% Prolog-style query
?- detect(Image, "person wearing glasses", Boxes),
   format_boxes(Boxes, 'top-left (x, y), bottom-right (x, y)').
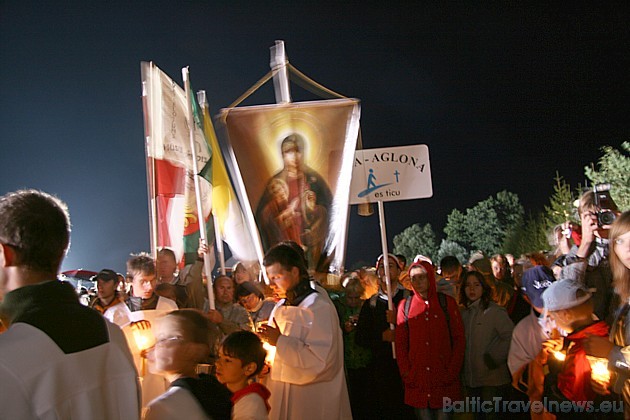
top-left (236, 281), bottom-right (275, 328)
top-left (144, 310), bottom-right (232, 420)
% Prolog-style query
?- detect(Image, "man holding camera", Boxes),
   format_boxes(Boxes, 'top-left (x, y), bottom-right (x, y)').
top-left (559, 186), bottom-right (619, 322)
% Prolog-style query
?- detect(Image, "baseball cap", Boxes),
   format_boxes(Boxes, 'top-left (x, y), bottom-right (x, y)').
top-left (94, 269), bottom-right (118, 282)
top-left (520, 265), bottom-right (555, 308)
top-left (542, 262), bottom-right (592, 311)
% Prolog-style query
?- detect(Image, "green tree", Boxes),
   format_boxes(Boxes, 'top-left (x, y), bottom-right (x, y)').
top-left (503, 212), bottom-right (549, 256)
top-left (467, 198), bottom-right (503, 255)
top-left (443, 191), bottom-right (525, 256)
top-left (435, 239), bottom-right (468, 265)
top-left (393, 223), bottom-right (438, 263)
top-left (543, 173), bottom-right (579, 227)
top-left (444, 209), bottom-right (473, 250)
top-left (584, 141), bottom-right (630, 211)
top-left (494, 190), bottom-right (525, 230)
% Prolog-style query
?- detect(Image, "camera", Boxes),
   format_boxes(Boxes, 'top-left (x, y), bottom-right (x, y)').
top-left (593, 183), bottom-right (617, 226)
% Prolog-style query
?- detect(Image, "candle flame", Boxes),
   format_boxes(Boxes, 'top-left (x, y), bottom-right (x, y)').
top-left (587, 356), bottom-right (610, 383)
top-left (132, 329), bottom-right (155, 351)
top-left (263, 341), bottom-right (276, 366)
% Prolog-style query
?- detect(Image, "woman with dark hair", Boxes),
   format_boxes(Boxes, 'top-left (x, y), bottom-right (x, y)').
top-left (460, 271), bottom-right (514, 419)
top-left (236, 281), bottom-right (275, 328)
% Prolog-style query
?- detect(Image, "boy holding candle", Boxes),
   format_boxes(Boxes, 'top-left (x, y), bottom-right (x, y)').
top-left (540, 263), bottom-right (613, 417)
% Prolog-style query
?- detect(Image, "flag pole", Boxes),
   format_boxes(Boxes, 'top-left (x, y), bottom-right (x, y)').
top-left (377, 200), bottom-right (396, 358)
top-left (140, 62), bottom-right (159, 260)
top-left (197, 90), bottom-right (227, 277)
top-left (214, 213), bottom-right (226, 276)
top-left (182, 67), bottom-right (216, 310)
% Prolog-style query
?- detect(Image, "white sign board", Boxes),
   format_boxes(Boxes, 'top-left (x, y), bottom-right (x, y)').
top-left (349, 144), bottom-right (432, 204)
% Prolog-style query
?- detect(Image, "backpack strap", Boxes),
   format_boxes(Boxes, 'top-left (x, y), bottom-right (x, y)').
top-left (438, 292), bottom-right (449, 323)
top-left (437, 292), bottom-right (453, 349)
top-left (369, 294), bottom-right (378, 308)
top-left (403, 295), bottom-right (412, 323)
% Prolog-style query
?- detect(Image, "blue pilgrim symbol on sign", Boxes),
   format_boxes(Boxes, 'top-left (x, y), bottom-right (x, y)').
top-left (357, 168), bottom-right (392, 198)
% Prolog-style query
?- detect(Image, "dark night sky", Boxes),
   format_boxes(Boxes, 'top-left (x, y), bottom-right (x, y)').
top-left (1, 3), bottom-right (628, 273)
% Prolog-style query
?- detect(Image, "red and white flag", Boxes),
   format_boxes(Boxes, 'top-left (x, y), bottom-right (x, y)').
top-left (141, 61), bottom-right (212, 264)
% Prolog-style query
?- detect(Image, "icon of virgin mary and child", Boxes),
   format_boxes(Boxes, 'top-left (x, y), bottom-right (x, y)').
top-left (255, 134), bottom-right (332, 272)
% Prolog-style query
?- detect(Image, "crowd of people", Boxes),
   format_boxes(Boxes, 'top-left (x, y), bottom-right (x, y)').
top-left (0, 188), bottom-right (629, 420)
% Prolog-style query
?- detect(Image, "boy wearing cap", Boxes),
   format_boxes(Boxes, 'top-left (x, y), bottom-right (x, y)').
top-left (90, 268), bottom-right (123, 314)
top-left (540, 264), bottom-right (610, 417)
top-left (508, 265), bottom-right (556, 420)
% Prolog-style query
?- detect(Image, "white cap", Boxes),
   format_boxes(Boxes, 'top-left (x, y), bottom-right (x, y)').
top-left (542, 279), bottom-right (592, 311)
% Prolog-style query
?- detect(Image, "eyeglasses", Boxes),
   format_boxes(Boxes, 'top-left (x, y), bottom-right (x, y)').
top-left (154, 336), bottom-right (187, 347)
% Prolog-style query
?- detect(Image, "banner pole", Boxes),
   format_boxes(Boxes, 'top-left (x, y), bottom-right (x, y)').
top-left (182, 67), bottom-right (216, 310)
top-left (258, 39), bottom-right (292, 286)
top-left (377, 200), bottom-right (396, 358)
top-left (270, 40), bottom-right (291, 104)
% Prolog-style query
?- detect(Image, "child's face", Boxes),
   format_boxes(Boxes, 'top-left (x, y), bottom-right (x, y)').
top-left (464, 276), bottom-right (483, 303)
top-left (215, 348), bottom-right (250, 386)
top-left (548, 311), bottom-right (568, 331)
top-left (147, 317), bottom-right (195, 375)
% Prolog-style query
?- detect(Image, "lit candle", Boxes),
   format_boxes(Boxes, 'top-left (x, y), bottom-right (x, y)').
top-left (132, 329), bottom-right (154, 351)
top-left (553, 351), bottom-right (566, 361)
top-left (262, 341), bottom-right (276, 367)
top-left (131, 324), bottom-right (155, 376)
top-left (587, 356), bottom-right (610, 383)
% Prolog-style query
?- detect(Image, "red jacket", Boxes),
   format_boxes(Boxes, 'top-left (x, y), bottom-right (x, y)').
top-left (557, 320), bottom-right (609, 402)
top-left (395, 261), bottom-right (465, 408)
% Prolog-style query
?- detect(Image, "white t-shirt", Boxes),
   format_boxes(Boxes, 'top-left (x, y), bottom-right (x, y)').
top-left (233, 393), bottom-right (269, 420)
top-left (144, 386), bottom-right (208, 420)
